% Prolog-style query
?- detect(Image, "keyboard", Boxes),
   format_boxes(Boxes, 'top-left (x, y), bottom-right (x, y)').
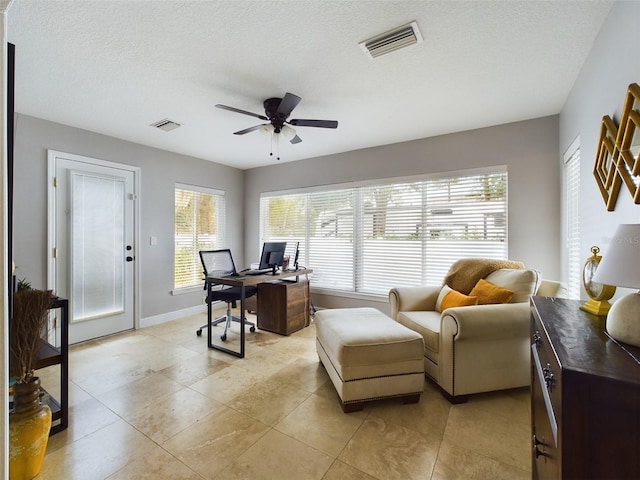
top-left (242, 269), bottom-right (271, 276)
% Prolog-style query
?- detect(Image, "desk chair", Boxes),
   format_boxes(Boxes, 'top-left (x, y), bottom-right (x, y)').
top-left (196, 249), bottom-right (257, 341)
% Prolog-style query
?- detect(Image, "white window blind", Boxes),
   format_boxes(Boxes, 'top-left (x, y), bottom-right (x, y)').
top-left (564, 141), bottom-right (581, 299)
top-left (71, 172), bottom-right (125, 320)
top-left (174, 185), bottom-right (225, 289)
top-left (260, 169), bottom-right (508, 296)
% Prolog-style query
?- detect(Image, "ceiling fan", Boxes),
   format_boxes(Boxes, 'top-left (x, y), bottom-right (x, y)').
top-left (215, 92), bottom-right (338, 159)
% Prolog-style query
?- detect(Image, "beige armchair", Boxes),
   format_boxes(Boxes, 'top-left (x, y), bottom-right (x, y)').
top-left (388, 259), bottom-right (562, 403)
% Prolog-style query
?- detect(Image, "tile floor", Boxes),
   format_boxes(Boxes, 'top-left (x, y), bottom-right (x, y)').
top-left (36, 310), bottom-right (532, 480)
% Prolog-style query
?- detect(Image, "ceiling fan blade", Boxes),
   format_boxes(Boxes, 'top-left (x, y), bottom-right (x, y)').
top-left (276, 92), bottom-right (302, 118)
top-left (290, 134), bottom-right (302, 144)
top-left (289, 119), bottom-right (338, 129)
top-left (216, 104), bottom-right (268, 121)
top-left (233, 124), bottom-right (266, 135)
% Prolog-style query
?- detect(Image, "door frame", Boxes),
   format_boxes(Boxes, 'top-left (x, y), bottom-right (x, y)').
top-left (47, 150), bottom-right (141, 334)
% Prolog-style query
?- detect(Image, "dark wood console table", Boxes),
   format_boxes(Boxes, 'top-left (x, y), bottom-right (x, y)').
top-left (530, 297), bottom-right (640, 479)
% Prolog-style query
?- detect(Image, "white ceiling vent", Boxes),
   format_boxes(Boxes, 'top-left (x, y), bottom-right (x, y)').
top-left (360, 21), bottom-right (423, 59)
top-left (150, 118), bottom-right (182, 132)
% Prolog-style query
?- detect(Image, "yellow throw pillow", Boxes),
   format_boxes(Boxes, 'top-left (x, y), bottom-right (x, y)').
top-left (440, 289), bottom-right (479, 310)
top-left (435, 284), bottom-right (453, 312)
top-left (469, 278), bottom-right (514, 305)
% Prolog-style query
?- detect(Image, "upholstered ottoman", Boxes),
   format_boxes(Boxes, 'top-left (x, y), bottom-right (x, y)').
top-left (315, 307), bottom-right (425, 412)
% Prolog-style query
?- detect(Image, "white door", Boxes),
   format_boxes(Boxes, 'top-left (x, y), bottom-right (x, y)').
top-left (49, 151), bottom-right (137, 344)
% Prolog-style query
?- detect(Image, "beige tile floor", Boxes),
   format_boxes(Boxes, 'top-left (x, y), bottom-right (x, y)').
top-left (36, 309), bottom-right (532, 480)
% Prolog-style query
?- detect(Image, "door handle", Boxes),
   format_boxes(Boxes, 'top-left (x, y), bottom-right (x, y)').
top-left (533, 331), bottom-right (542, 348)
top-left (543, 363), bottom-right (555, 392)
top-left (533, 435), bottom-right (548, 459)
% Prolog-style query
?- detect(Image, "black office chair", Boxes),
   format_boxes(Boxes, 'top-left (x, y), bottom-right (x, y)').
top-left (196, 249), bottom-right (257, 341)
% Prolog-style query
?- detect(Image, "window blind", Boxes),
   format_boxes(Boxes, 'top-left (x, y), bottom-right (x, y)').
top-left (71, 172), bottom-right (125, 320)
top-left (260, 169), bottom-right (508, 296)
top-left (174, 185), bottom-right (225, 289)
top-left (564, 142), bottom-right (581, 299)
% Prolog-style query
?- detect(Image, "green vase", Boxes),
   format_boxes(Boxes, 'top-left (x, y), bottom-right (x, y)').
top-left (9, 377), bottom-right (52, 480)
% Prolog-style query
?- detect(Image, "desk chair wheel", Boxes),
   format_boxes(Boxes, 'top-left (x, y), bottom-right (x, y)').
top-left (196, 328), bottom-right (203, 337)
top-left (250, 326), bottom-right (256, 333)
top-left (221, 333), bottom-right (227, 342)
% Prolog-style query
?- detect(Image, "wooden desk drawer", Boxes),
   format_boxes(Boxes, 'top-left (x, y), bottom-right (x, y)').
top-left (257, 280), bottom-right (309, 335)
top-left (286, 282), bottom-right (307, 302)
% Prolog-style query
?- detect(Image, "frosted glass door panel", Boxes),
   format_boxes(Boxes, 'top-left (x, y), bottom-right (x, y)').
top-left (71, 172), bottom-right (125, 322)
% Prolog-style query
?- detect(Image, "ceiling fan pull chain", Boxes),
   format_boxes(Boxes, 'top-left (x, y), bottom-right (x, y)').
top-left (275, 133), bottom-right (280, 160)
top-left (269, 132), bottom-right (274, 157)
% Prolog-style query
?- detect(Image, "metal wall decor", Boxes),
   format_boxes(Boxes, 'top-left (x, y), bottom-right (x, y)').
top-left (593, 83), bottom-right (640, 211)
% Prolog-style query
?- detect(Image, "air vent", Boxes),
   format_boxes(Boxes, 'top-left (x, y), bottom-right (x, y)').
top-left (359, 21), bottom-right (422, 59)
top-left (150, 118), bottom-right (181, 132)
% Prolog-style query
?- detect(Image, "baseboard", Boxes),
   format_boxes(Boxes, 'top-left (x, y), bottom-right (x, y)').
top-left (140, 304), bottom-right (208, 328)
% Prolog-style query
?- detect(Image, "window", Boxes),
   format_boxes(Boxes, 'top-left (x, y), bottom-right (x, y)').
top-left (174, 184), bottom-right (225, 290)
top-left (563, 139), bottom-right (581, 299)
top-left (260, 168), bottom-right (508, 296)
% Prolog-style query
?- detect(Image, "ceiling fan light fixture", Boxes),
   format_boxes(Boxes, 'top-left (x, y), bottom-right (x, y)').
top-left (280, 125), bottom-right (297, 141)
top-left (259, 124), bottom-right (275, 136)
top-left (215, 92), bottom-right (337, 159)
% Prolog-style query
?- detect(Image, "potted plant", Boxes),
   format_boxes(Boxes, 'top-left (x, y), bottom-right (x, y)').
top-left (8, 289), bottom-right (54, 480)
top-left (16, 277), bottom-right (32, 291)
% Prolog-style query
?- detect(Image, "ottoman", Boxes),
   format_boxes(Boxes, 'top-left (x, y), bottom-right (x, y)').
top-left (315, 307), bottom-right (425, 412)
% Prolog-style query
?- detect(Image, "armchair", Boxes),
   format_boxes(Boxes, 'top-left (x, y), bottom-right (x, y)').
top-left (389, 259), bottom-right (562, 403)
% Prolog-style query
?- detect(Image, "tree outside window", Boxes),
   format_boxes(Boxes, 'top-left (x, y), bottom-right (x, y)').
top-left (175, 186), bottom-right (225, 289)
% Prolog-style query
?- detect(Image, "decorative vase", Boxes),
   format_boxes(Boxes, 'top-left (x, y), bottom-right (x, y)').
top-left (9, 377), bottom-right (52, 480)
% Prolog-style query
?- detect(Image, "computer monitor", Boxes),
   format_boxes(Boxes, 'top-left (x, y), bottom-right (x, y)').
top-left (258, 241), bottom-right (287, 275)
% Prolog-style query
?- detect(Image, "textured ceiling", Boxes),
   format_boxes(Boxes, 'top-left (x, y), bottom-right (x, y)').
top-left (7, 0), bottom-right (613, 169)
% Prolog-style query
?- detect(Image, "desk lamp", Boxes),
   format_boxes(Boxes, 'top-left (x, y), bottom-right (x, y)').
top-left (592, 224), bottom-right (640, 347)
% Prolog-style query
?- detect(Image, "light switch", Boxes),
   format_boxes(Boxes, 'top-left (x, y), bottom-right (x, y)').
top-left (150, 236), bottom-right (157, 246)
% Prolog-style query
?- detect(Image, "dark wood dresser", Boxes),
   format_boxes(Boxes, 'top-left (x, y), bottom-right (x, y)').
top-left (257, 279), bottom-right (310, 335)
top-left (530, 297), bottom-right (640, 479)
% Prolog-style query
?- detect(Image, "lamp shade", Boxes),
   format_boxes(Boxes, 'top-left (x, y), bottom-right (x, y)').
top-left (259, 124), bottom-right (274, 136)
top-left (592, 224), bottom-right (640, 289)
top-left (280, 125), bottom-right (297, 141)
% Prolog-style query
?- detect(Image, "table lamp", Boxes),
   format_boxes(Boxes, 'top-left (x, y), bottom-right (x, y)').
top-left (592, 224), bottom-right (640, 347)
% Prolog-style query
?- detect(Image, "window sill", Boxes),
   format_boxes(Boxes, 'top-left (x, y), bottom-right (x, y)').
top-left (310, 287), bottom-right (388, 303)
top-left (171, 286), bottom-right (202, 296)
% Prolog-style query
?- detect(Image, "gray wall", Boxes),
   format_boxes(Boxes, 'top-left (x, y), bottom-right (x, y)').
top-left (559, 0), bottom-right (640, 299)
top-left (245, 115), bottom-right (561, 310)
top-left (12, 114), bottom-right (245, 320)
top-left (15, 113), bottom-right (561, 320)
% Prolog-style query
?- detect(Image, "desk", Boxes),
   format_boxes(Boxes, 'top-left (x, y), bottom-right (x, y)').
top-left (204, 268), bottom-right (312, 358)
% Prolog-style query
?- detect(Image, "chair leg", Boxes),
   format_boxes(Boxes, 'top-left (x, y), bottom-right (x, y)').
top-left (198, 300), bottom-right (257, 339)
top-left (196, 313), bottom-right (225, 336)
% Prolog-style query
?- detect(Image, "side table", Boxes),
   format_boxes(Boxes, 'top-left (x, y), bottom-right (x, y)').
top-left (35, 297), bottom-right (69, 435)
